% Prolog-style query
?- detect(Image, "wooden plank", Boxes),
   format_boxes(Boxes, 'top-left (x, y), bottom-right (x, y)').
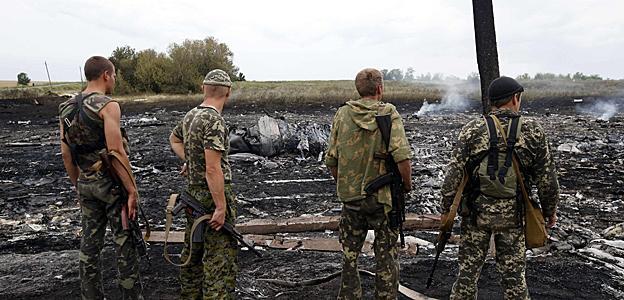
top-left (151, 233), bottom-right (422, 255)
top-left (146, 214), bottom-right (440, 244)
top-left (237, 213), bottom-right (440, 235)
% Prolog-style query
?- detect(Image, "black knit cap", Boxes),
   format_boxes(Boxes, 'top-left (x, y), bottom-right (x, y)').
top-left (487, 76), bottom-right (524, 103)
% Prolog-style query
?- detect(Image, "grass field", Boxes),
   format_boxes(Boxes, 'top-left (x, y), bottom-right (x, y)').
top-left (1, 79), bottom-right (622, 103)
top-left (0, 80), bottom-right (64, 88)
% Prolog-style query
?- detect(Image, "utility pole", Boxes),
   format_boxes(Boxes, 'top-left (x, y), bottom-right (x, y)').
top-left (44, 61), bottom-right (52, 90)
top-left (472, 0), bottom-right (500, 113)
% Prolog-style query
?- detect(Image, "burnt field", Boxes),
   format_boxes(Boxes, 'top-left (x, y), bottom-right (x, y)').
top-left (1, 96), bottom-right (624, 299)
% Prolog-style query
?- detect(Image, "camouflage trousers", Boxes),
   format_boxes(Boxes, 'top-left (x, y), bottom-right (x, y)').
top-left (338, 196), bottom-right (399, 300)
top-left (180, 185), bottom-right (238, 300)
top-left (77, 176), bottom-right (143, 300)
top-left (450, 221), bottom-right (528, 300)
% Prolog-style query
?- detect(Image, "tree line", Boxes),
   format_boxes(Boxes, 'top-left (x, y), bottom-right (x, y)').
top-left (109, 37), bottom-right (244, 94)
top-left (380, 68), bottom-right (607, 82)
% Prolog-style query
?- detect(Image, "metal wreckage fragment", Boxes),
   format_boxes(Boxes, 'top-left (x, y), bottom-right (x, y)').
top-left (229, 115), bottom-right (330, 158)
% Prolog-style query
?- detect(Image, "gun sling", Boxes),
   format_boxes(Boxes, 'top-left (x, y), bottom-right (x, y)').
top-left (490, 115), bottom-right (547, 248)
top-left (365, 114), bottom-right (395, 194)
top-left (164, 193), bottom-right (214, 267)
top-left (61, 92), bottom-right (106, 165)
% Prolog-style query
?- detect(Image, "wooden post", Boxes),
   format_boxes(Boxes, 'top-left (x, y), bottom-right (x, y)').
top-left (472, 0), bottom-right (500, 114)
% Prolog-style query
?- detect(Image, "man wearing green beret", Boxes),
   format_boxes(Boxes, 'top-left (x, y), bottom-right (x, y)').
top-left (169, 69), bottom-right (238, 299)
top-left (440, 76), bottom-right (560, 299)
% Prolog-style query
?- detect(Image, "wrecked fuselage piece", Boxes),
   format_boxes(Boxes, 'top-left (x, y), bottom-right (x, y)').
top-left (230, 115), bottom-right (330, 158)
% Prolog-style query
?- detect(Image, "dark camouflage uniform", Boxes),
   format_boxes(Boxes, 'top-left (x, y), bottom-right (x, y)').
top-left (326, 99), bottom-right (412, 299)
top-left (59, 93), bottom-right (143, 300)
top-left (172, 105), bottom-right (238, 300)
top-left (440, 108), bottom-right (560, 300)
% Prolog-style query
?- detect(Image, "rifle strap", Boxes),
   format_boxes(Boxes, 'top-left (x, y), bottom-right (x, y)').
top-left (483, 115), bottom-right (499, 181)
top-left (163, 192), bottom-right (213, 267)
top-left (107, 150), bottom-right (137, 190)
top-left (490, 116), bottom-right (531, 208)
top-left (375, 114), bottom-right (392, 153)
top-left (106, 150), bottom-right (150, 240)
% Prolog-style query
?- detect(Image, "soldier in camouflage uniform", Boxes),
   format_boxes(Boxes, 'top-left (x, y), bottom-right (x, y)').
top-left (440, 76), bottom-right (560, 300)
top-left (59, 56), bottom-right (143, 300)
top-left (325, 68), bottom-right (412, 300)
top-left (169, 69), bottom-right (238, 300)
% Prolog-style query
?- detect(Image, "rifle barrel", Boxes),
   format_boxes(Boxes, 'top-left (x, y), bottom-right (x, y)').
top-left (426, 251), bottom-right (442, 288)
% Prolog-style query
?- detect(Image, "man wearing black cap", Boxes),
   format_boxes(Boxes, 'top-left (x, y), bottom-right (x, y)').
top-left (439, 76), bottom-right (560, 299)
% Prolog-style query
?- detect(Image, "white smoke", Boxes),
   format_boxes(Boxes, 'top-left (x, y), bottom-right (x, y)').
top-left (416, 84), bottom-right (470, 116)
top-left (576, 100), bottom-right (621, 121)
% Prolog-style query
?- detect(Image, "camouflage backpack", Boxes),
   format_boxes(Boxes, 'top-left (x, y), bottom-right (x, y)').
top-left (59, 92), bottom-right (107, 166)
top-left (475, 115), bottom-right (522, 199)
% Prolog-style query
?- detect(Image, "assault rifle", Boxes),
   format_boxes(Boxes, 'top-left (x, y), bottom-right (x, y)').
top-left (172, 192), bottom-right (263, 258)
top-left (426, 172), bottom-right (468, 288)
top-left (100, 152), bottom-right (151, 264)
top-left (364, 114), bottom-right (407, 247)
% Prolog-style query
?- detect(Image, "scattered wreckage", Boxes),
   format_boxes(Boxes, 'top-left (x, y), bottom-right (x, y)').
top-left (1, 96), bottom-right (624, 298)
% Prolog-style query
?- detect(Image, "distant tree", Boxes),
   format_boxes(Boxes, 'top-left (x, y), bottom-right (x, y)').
top-left (431, 73), bottom-right (444, 81)
top-left (534, 73), bottom-right (556, 80)
top-left (236, 72), bottom-right (246, 81)
top-left (386, 69), bottom-right (403, 81)
top-left (444, 74), bottom-right (461, 81)
top-left (134, 49), bottom-right (172, 93)
top-left (416, 73), bottom-right (432, 81)
top-left (114, 69), bottom-right (135, 94)
top-left (17, 72), bottom-right (31, 85)
top-left (516, 73), bottom-right (531, 80)
top-left (109, 46), bottom-right (138, 89)
top-left (108, 37), bottom-right (242, 94)
top-left (404, 67), bottom-right (415, 81)
top-left (380, 69), bottom-right (389, 80)
top-left (586, 74), bottom-right (603, 80)
top-left (467, 72), bottom-right (480, 83)
top-left (168, 37), bottom-right (239, 92)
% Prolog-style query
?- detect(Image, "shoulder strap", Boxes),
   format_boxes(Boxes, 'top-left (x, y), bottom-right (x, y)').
top-left (163, 193), bottom-right (212, 267)
top-left (483, 115), bottom-right (498, 180)
top-left (375, 114), bottom-right (392, 152)
top-left (78, 92), bottom-right (105, 130)
top-left (491, 115), bottom-right (521, 184)
top-left (494, 118), bottom-right (534, 211)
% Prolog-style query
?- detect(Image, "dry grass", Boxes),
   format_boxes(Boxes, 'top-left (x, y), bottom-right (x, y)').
top-left (1, 79), bottom-right (622, 103)
top-left (0, 80), bottom-right (57, 88)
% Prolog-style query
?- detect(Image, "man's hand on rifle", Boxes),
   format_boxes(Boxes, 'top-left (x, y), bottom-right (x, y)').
top-left (209, 207), bottom-right (226, 231)
top-left (546, 211), bottom-right (557, 228)
top-left (127, 192), bottom-right (138, 220)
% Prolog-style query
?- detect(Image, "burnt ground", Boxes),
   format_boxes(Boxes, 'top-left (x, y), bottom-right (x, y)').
top-left (1, 96), bottom-right (624, 299)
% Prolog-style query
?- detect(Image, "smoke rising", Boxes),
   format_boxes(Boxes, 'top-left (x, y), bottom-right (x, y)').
top-left (576, 100), bottom-right (622, 121)
top-left (416, 84), bottom-right (471, 116)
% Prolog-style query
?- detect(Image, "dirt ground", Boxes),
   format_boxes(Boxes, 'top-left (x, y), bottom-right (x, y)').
top-left (1, 96), bottom-right (623, 299)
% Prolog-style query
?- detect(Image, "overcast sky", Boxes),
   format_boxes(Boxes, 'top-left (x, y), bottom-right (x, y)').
top-left (1, 0), bottom-right (622, 81)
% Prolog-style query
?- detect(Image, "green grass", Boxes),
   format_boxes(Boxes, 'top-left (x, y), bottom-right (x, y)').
top-left (1, 79), bottom-right (622, 103)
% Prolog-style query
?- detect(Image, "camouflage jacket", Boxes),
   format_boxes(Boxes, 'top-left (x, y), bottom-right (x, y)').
top-left (59, 93), bottom-right (128, 179)
top-left (172, 106), bottom-right (232, 189)
top-left (325, 99), bottom-right (412, 212)
top-left (440, 108), bottom-right (560, 218)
